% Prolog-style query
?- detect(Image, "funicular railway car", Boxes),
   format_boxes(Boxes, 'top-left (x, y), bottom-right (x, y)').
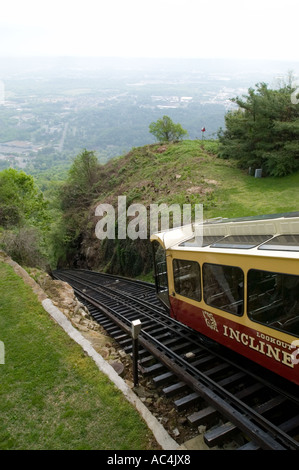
top-left (151, 213), bottom-right (299, 386)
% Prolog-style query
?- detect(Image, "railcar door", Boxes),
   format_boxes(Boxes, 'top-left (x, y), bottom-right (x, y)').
top-left (152, 241), bottom-right (170, 311)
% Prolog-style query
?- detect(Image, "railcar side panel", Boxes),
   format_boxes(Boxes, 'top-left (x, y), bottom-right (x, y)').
top-left (170, 296), bottom-right (298, 385)
top-left (166, 250), bottom-right (299, 386)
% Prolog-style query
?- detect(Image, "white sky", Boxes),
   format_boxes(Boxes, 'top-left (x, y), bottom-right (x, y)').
top-left (0, 0), bottom-right (298, 61)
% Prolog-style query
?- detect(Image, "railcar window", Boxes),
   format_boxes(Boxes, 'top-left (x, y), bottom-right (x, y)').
top-left (211, 234), bottom-right (272, 249)
top-left (173, 259), bottom-right (201, 301)
top-left (248, 269), bottom-right (299, 336)
top-left (258, 234), bottom-right (299, 252)
top-left (153, 241), bottom-right (168, 293)
top-left (203, 263), bottom-right (244, 315)
top-left (179, 235), bottom-right (225, 247)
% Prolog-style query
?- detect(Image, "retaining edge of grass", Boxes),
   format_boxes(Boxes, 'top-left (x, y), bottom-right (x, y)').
top-left (0, 251), bottom-right (178, 450)
top-left (42, 297), bottom-right (178, 450)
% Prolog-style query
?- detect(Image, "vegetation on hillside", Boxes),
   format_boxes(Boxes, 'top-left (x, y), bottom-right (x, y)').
top-left (218, 78), bottom-right (299, 176)
top-left (1, 73), bottom-right (299, 274)
top-left (0, 168), bottom-right (48, 228)
top-left (1, 136), bottom-right (299, 275)
top-left (54, 139), bottom-right (299, 277)
top-left (54, 150), bottom-right (102, 267)
top-left (0, 169), bottom-right (51, 268)
top-left (1, 73), bottom-right (298, 450)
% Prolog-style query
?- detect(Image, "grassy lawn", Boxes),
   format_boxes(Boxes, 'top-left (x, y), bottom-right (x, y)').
top-left (0, 262), bottom-right (158, 450)
top-left (205, 160), bottom-right (299, 218)
top-left (169, 141), bottom-right (299, 218)
top-left (99, 140), bottom-right (299, 220)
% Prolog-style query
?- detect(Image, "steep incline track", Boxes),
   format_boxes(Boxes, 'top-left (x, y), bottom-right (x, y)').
top-left (52, 269), bottom-right (299, 450)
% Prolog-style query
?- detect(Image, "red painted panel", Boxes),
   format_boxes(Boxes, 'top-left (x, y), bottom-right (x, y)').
top-left (170, 296), bottom-right (299, 386)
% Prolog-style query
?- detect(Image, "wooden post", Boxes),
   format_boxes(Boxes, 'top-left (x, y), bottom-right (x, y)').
top-left (131, 320), bottom-right (142, 387)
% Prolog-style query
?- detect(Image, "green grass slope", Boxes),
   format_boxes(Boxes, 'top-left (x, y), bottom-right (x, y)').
top-left (95, 140), bottom-right (299, 218)
top-left (0, 261), bottom-right (158, 450)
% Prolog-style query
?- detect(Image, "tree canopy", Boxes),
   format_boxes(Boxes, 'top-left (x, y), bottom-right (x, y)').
top-left (0, 168), bottom-right (51, 267)
top-left (149, 115), bottom-right (188, 142)
top-left (60, 149), bottom-right (101, 211)
top-left (0, 168), bottom-right (48, 228)
top-left (218, 79), bottom-right (299, 176)
top-left (54, 150), bottom-right (102, 264)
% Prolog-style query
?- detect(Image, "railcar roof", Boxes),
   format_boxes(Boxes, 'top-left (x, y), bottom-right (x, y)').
top-left (150, 212), bottom-right (299, 258)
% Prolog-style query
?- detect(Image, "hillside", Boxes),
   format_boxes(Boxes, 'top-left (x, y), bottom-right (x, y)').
top-left (0, 256), bottom-right (159, 450)
top-left (67, 140), bottom-right (299, 277)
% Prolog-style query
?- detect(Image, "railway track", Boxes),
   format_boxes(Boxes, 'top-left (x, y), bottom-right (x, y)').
top-left (52, 269), bottom-right (299, 450)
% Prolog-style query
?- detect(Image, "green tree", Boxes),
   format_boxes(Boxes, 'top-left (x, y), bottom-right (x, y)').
top-left (61, 149), bottom-right (101, 210)
top-left (56, 150), bottom-right (101, 266)
top-left (0, 169), bottom-right (51, 267)
top-left (218, 80), bottom-right (299, 176)
top-left (149, 115), bottom-right (188, 142)
top-left (0, 168), bottom-right (48, 228)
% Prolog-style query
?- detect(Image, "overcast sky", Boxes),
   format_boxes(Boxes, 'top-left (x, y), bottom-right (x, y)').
top-left (0, 0), bottom-right (298, 61)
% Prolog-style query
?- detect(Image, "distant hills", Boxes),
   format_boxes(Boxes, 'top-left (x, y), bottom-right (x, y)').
top-left (1, 57), bottom-right (298, 175)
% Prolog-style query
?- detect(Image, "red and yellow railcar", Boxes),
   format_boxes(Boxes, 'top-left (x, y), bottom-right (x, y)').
top-left (151, 213), bottom-right (299, 386)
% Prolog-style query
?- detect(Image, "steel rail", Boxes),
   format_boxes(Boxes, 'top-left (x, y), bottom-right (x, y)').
top-left (54, 270), bottom-right (299, 405)
top-left (53, 269), bottom-right (299, 450)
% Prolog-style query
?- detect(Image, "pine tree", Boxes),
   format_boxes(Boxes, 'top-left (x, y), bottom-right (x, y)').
top-left (218, 80), bottom-right (299, 176)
